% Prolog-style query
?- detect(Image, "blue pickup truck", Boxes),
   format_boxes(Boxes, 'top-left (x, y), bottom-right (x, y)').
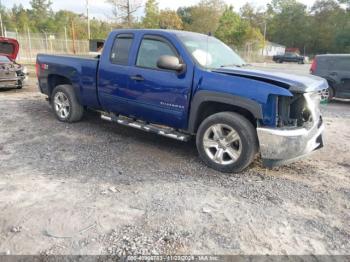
top-left (36, 29), bottom-right (326, 173)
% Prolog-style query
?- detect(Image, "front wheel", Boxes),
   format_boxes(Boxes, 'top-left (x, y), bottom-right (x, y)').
top-left (16, 81), bottom-right (23, 89)
top-left (196, 112), bottom-right (258, 173)
top-left (320, 86), bottom-right (334, 102)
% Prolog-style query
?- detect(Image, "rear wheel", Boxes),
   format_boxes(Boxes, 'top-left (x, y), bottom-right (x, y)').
top-left (51, 85), bottom-right (84, 122)
top-left (196, 112), bottom-right (258, 173)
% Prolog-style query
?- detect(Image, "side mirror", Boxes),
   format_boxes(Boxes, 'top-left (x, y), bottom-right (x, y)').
top-left (157, 55), bottom-right (185, 72)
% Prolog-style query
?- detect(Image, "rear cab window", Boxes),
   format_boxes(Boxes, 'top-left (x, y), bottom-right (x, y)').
top-left (110, 34), bottom-right (133, 65)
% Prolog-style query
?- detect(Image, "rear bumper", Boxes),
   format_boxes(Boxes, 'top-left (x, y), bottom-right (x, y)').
top-left (257, 119), bottom-right (324, 168)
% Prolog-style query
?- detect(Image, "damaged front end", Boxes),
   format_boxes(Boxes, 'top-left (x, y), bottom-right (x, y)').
top-left (0, 37), bottom-right (27, 89)
top-left (0, 62), bottom-right (27, 89)
top-left (257, 90), bottom-right (325, 168)
top-left (212, 66), bottom-right (327, 167)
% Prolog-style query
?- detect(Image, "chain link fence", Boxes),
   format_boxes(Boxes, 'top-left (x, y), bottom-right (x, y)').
top-left (6, 31), bottom-right (89, 63)
top-left (235, 41), bottom-right (266, 63)
top-left (5, 30), bottom-right (280, 64)
top-left (235, 41), bottom-right (286, 63)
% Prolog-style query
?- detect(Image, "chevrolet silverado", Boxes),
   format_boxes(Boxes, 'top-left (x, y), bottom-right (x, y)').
top-left (36, 29), bottom-right (326, 173)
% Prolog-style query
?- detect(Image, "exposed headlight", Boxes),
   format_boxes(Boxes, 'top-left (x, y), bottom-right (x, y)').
top-left (310, 91), bottom-right (322, 105)
top-left (22, 66), bottom-right (28, 74)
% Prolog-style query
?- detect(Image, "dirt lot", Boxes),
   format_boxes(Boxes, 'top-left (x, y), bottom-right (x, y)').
top-left (0, 64), bottom-right (349, 255)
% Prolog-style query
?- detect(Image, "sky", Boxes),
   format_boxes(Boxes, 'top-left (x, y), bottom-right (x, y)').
top-left (4, 0), bottom-right (317, 20)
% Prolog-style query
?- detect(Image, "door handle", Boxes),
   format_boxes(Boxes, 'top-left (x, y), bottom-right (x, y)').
top-left (330, 72), bottom-right (338, 76)
top-left (130, 75), bottom-right (144, 81)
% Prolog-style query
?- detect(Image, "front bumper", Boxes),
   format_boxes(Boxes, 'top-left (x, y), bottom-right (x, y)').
top-left (0, 76), bottom-right (26, 89)
top-left (257, 93), bottom-right (325, 168)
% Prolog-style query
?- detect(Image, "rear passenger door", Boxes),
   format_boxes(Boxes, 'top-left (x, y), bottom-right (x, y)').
top-left (333, 58), bottom-right (350, 97)
top-left (98, 33), bottom-right (134, 113)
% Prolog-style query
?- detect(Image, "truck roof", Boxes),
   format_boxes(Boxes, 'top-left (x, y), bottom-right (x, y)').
top-left (111, 28), bottom-right (208, 38)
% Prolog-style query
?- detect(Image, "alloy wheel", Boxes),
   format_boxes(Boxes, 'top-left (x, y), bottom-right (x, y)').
top-left (319, 88), bottom-right (330, 101)
top-left (54, 91), bottom-right (71, 119)
top-left (202, 123), bottom-right (242, 165)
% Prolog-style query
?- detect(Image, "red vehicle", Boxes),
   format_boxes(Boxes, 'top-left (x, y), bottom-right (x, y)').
top-left (0, 37), bottom-right (27, 89)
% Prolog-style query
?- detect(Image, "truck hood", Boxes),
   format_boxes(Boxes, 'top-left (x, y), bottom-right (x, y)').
top-left (0, 37), bottom-right (19, 61)
top-left (213, 67), bottom-right (328, 93)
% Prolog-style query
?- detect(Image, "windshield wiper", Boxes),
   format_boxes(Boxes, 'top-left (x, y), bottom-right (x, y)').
top-left (220, 64), bottom-right (246, 68)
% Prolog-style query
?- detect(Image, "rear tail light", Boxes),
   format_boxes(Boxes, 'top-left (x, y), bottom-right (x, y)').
top-left (35, 63), bottom-right (48, 78)
top-left (35, 62), bottom-right (40, 77)
top-left (310, 57), bottom-right (317, 74)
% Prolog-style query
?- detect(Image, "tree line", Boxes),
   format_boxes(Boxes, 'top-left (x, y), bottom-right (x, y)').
top-left (1, 0), bottom-right (349, 55)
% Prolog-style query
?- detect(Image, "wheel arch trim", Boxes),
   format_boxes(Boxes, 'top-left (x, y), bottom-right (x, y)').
top-left (48, 75), bottom-right (82, 105)
top-left (188, 91), bottom-right (263, 133)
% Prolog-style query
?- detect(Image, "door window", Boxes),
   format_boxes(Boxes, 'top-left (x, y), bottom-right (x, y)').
top-left (110, 35), bottom-right (133, 65)
top-left (334, 58), bottom-right (350, 71)
top-left (136, 38), bottom-right (177, 69)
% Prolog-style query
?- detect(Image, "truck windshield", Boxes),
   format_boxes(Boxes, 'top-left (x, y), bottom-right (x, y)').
top-left (177, 33), bottom-right (246, 69)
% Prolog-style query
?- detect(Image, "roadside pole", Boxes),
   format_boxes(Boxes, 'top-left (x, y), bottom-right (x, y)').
top-left (86, 0), bottom-right (91, 40)
top-left (64, 26), bottom-right (69, 52)
top-left (0, 12), bottom-right (3, 37)
top-left (15, 28), bottom-right (20, 61)
top-left (71, 20), bottom-right (76, 54)
top-left (262, 21), bottom-right (267, 56)
top-left (27, 27), bottom-right (33, 62)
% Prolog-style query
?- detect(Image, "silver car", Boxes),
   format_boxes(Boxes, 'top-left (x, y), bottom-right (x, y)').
top-left (0, 37), bottom-right (27, 89)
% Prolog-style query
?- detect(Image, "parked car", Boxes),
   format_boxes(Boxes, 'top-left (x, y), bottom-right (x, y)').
top-left (0, 37), bottom-right (27, 89)
top-left (36, 29), bottom-right (326, 173)
top-left (310, 54), bottom-right (350, 101)
top-left (273, 52), bottom-right (305, 64)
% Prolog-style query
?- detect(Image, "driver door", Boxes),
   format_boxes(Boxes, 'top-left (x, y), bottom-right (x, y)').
top-left (120, 35), bottom-right (192, 129)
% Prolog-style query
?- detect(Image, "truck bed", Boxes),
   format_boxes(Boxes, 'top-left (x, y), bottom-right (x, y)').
top-left (37, 54), bottom-right (101, 109)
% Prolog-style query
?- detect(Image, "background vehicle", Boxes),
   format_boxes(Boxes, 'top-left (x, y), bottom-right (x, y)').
top-left (273, 52), bottom-right (305, 64)
top-left (0, 37), bottom-right (27, 89)
top-left (36, 29), bottom-right (326, 173)
top-left (310, 54), bottom-right (350, 101)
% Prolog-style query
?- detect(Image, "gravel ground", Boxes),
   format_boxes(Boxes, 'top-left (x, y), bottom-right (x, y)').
top-left (0, 64), bottom-right (349, 255)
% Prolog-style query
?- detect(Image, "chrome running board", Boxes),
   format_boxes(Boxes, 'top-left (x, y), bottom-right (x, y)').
top-left (101, 113), bottom-right (191, 142)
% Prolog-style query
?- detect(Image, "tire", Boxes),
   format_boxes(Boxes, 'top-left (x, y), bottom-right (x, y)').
top-left (319, 85), bottom-right (334, 103)
top-left (196, 112), bottom-right (258, 173)
top-left (327, 86), bottom-right (334, 102)
top-left (16, 81), bottom-right (23, 89)
top-left (51, 84), bottom-right (84, 122)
